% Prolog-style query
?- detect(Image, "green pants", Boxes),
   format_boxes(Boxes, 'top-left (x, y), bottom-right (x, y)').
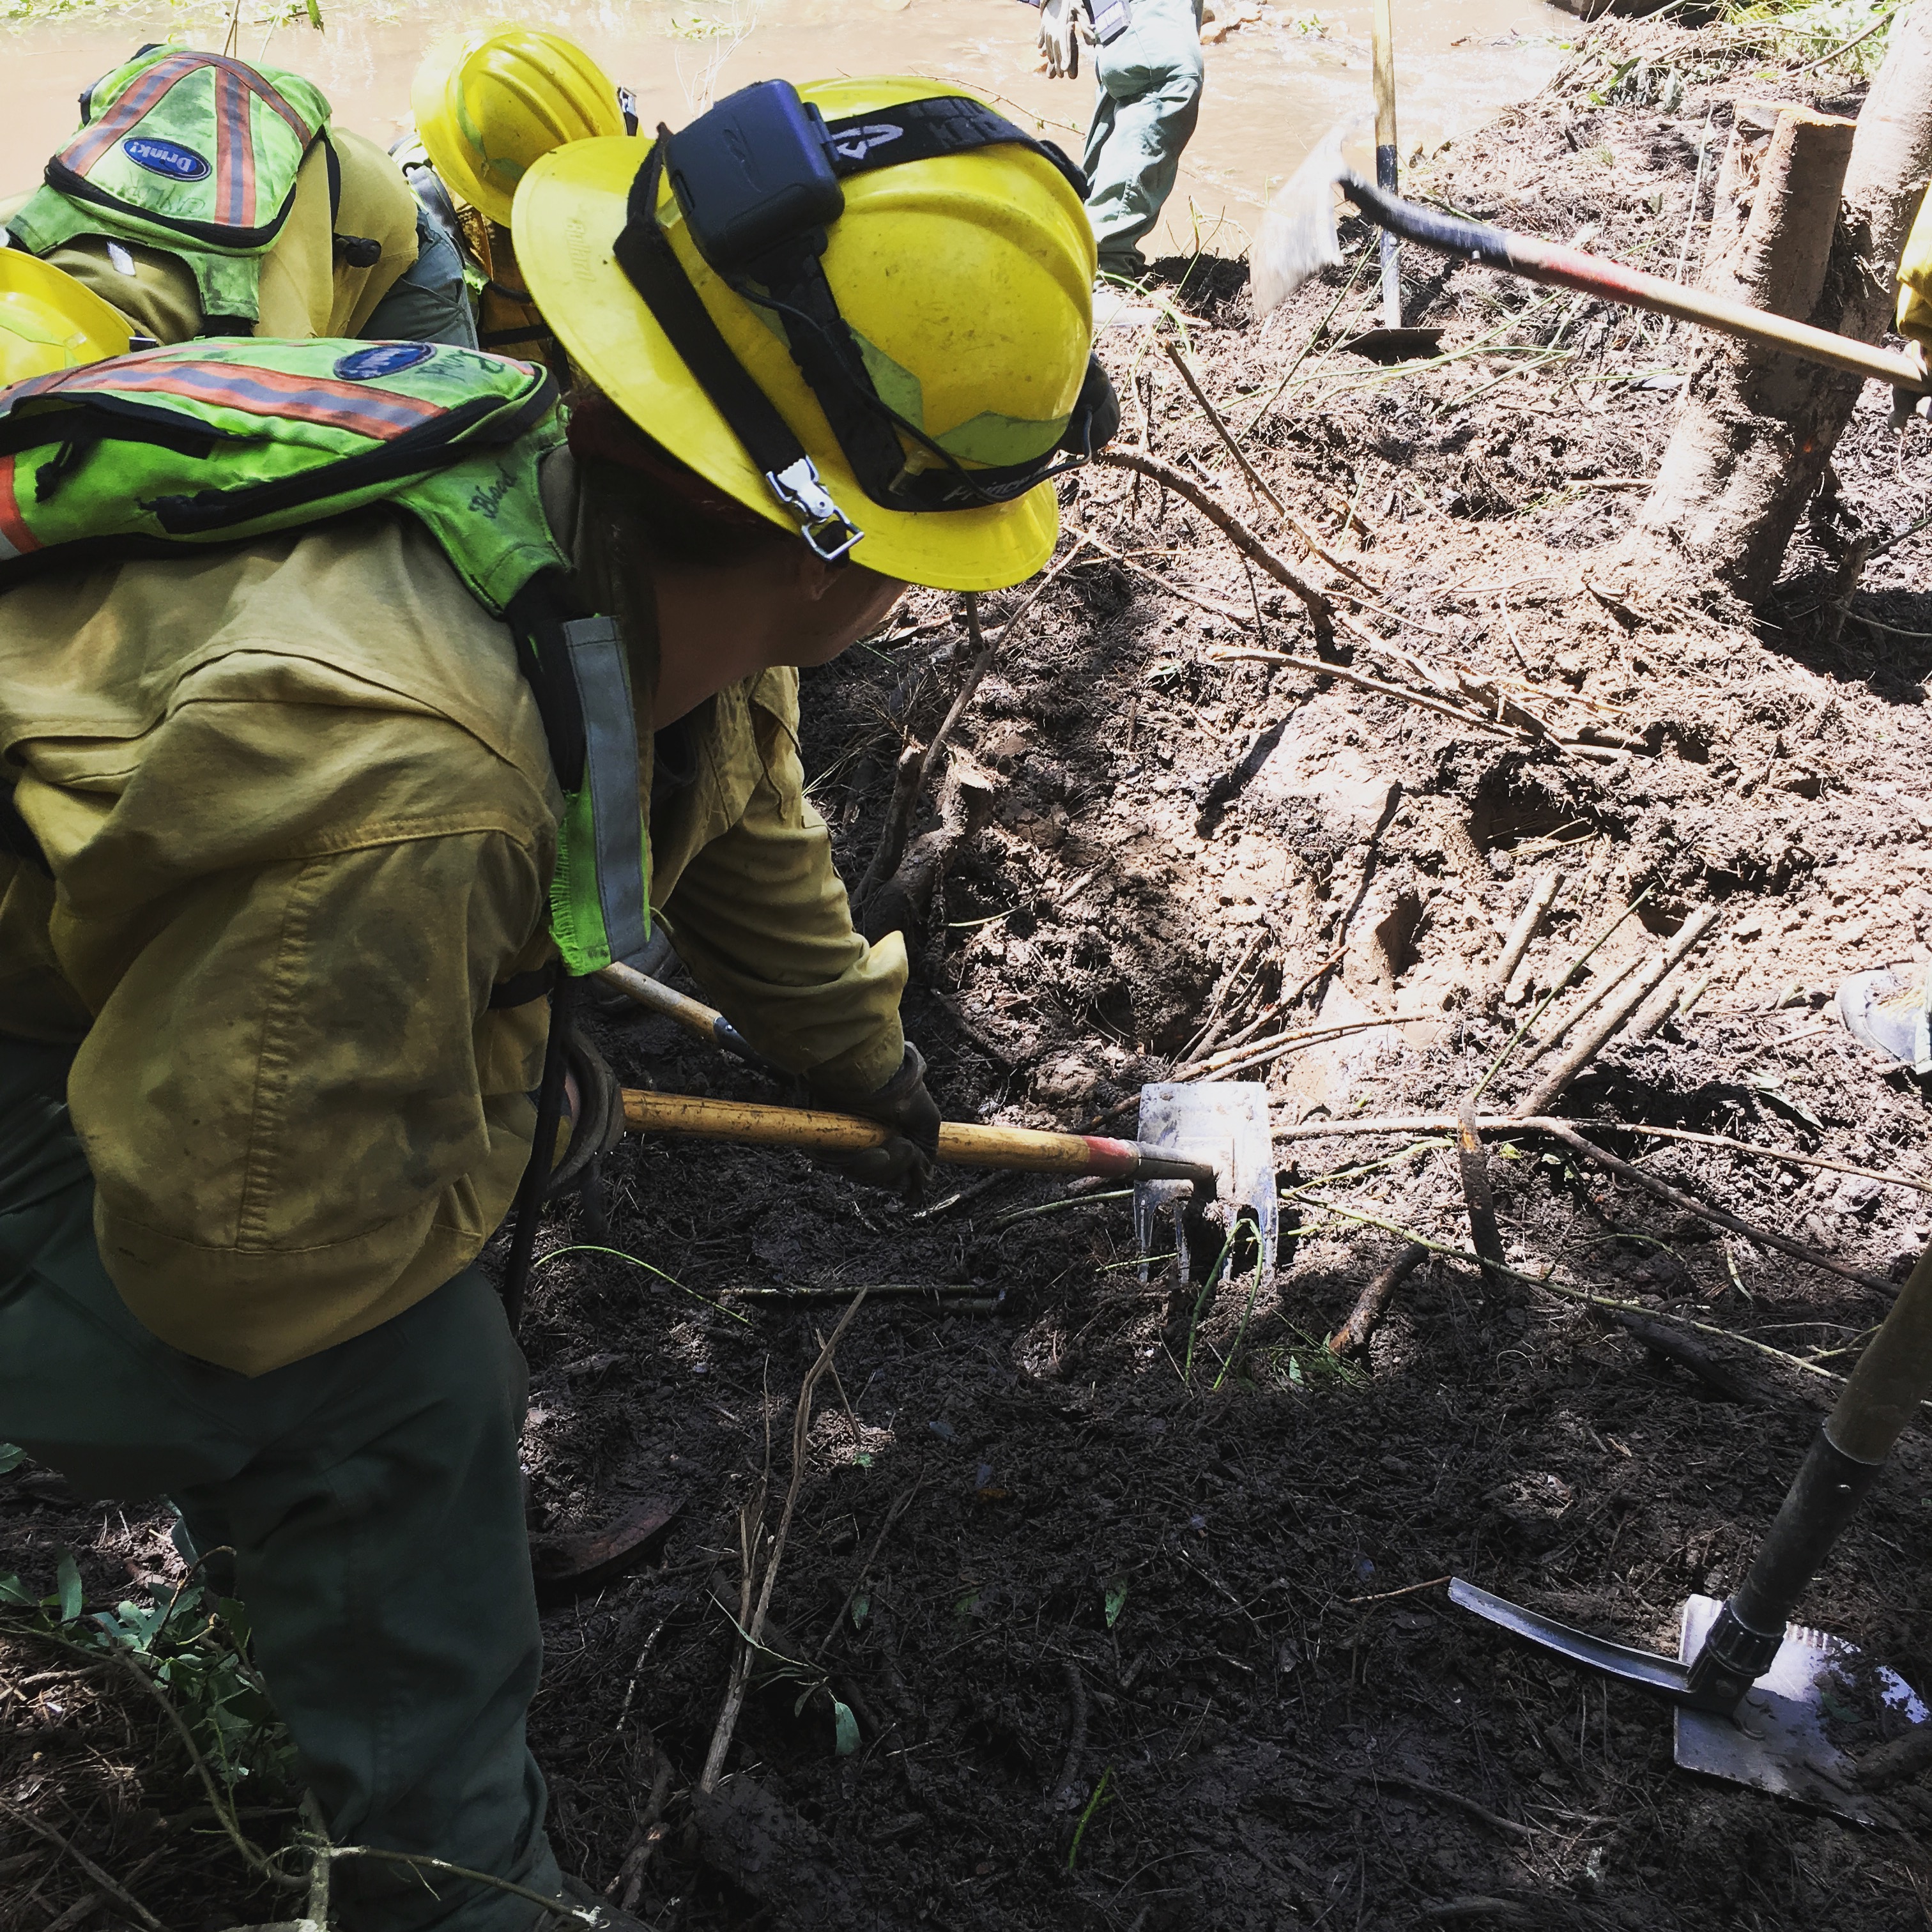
top-left (1082, 0), bottom-right (1206, 279)
top-left (0, 1038), bottom-right (559, 1932)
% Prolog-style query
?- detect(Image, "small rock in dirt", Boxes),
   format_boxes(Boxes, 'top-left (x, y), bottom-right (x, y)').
top-left (1831, 1176), bottom-right (1880, 1217)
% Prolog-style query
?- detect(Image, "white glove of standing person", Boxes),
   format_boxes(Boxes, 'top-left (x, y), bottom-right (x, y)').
top-left (1037, 0), bottom-right (1089, 78)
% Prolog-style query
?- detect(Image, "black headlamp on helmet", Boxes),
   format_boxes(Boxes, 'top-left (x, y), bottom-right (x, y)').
top-left (613, 79), bottom-right (1120, 563)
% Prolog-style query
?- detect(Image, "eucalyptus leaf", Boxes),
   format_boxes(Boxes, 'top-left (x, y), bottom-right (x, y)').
top-left (1103, 1578), bottom-right (1128, 1629)
top-left (832, 1698), bottom-right (860, 1756)
top-left (55, 1549), bottom-right (82, 1623)
top-left (0, 1442), bottom-right (26, 1475)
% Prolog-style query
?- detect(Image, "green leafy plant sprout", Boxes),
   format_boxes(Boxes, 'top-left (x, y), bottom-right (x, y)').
top-left (1182, 1228), bottom-right (1238, 1385)
top-left (1, 1541), bottom-right (300, 1861)
top-left (1212, 1246), bottom-right (1271, 1392)
top-left (1067, 1767), bottom-right (1116, 1871)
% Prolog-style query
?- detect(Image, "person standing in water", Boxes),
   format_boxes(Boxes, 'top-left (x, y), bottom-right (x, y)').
top-left (1027, 0), bottom-right (1206, 291)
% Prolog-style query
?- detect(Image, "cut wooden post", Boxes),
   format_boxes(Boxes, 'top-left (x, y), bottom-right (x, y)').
top-left (1329, 1241), bottom-right (1427, 1356)
top-left (1618, 10), bottom-right (1932, 601)
top-left (1524, 952), bottom-right (1647, 1061)
top-left (1622, 962), bottom-right (1698, 1043)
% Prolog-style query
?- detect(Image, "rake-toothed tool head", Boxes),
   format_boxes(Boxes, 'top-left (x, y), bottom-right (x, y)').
top-left (1131, 1082), bottom-right (1277, 1284)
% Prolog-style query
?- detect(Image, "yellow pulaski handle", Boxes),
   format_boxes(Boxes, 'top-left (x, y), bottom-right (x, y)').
top-left (620, 1088), bottom-right (1216, 1184)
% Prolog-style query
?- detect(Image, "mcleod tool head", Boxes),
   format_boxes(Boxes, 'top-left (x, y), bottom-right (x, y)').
top-left (1131, 1082), bottom-right (1277, 1284)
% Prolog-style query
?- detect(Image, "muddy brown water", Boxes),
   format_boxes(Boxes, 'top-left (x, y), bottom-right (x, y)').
top-left (3, 0), bottom-right (1568, 261)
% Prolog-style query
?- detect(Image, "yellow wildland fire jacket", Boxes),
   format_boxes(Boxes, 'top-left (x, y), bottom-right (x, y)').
top-left (1897, 187), bottom-right (1932, 356)
top-left (0, 448), bottom-right (906, 1376)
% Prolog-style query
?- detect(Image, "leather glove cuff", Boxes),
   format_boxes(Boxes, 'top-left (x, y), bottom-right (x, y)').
top-left (808, 1043), bottom-right (941, 1198)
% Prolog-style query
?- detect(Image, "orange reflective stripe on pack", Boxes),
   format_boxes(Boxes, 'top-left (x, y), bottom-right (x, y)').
top-left (61, 54), bottom-right (199, 176)
top-left (215, 63), bottom-right (255, 227)
top-left (0, 457), bottom-right (39, 558)
top-left (13, 353), bottom-right (445, 440)
top-left (62, 51), bottom-right (316, 217)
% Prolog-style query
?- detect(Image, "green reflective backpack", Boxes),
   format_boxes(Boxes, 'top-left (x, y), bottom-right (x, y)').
top-left (6, 47), bottom-right (343, 329)
top-left (0, 336), bottom-right (648, 976)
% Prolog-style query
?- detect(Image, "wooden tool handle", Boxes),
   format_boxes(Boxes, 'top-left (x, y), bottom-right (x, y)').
top-left (1370, 1), bottom-right (1401, 332)
top-left (1371, 0), bottom-right (1397, 160)
top-left (599, 961), bottom-right (719, 1040)
top-left (1827, 1232), bottom-right (1932, 1464)
top-left (1712, 1234), bottom-right (1932, 1651)
top-left (620, 1089), bottom-right (1215, 1184)
top-left (597, 962), bottom-right (772, 1071)
top-left (1344, 172), bottom-right (1931, 394)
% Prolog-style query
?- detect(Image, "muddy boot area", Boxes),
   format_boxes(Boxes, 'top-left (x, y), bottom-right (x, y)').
top-left (6, 12), bottom-right (1932, 1931)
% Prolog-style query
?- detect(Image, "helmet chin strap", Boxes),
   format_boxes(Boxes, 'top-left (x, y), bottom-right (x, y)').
top-left (615, 139), bottom-right (861, 562)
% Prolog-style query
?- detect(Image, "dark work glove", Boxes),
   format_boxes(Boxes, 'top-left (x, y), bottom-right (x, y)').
top-left (545, 1026), bottom-right (625, 1201)
top-left (809, 1043), bottom-right (942, 1202)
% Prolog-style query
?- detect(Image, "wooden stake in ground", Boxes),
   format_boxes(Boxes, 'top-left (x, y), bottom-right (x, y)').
top-left (1328, 1241), bottom-right (1428, 1355)
top-left (1620, 15), bottom-right (1932, 601)
top-left (1455, 1091), bottom-right (1507, 1292)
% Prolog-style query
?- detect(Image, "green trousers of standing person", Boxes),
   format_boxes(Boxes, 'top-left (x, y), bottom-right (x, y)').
top-left (1082, 0), bottom-right (1206, 280)
top-left (0, 1037), bottom-right (560, 1932)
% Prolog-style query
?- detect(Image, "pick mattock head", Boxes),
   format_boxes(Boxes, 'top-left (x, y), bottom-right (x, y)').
top-left (1132, 1082), bottom-right (1278, 1285)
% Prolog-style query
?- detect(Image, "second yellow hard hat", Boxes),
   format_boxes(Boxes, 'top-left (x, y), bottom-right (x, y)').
top-left (0, 251), bottom-right (132, 388)
top-left (411, 24), bottom-right (627, 227)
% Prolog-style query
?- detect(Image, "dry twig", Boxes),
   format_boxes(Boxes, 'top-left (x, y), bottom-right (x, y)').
top-left (700, 1289), bottom-right (871, 1790)
top-left (1521, 905), bottom-right (1719, 1114)
top-left (1486, 866), bottom-right (1562, 1009)
top-left (1276, 1112), bottom-right (1932, 1197)
top-left (1526, 1117), bottom-right (1896, 1296)
top-left (0, 1798), bottom-right (169, 1932)
top-left (1373, 1773), bottom-right (1533, 1843)
top-left (1095, 447), bottom-right (1335, 643)
top-left (1209, 645), bottom-right (1536, 740)
top-left (1159, 336), bottom-right (1376, 590)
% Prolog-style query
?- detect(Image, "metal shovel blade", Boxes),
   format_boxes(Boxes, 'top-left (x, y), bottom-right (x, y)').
top-left (1675, 1593), bottom-right (1927, 1824)
top-left (1451, 1579), bottom-right (1930, 1823)
top-left (1132, 1082), bottom-right (1277, 1283)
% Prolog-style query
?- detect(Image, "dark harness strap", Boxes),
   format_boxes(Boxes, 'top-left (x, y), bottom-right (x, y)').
top-left (820, 98), bottom-right (1086, 197)
top-left (488, 963), bottom-right (558, 1008)
top-left (613, 142), bottom-right (859, 560)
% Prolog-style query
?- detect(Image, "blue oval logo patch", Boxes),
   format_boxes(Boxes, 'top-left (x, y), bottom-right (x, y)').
top-left (122, 136), bottom-right (210, 181)
top-left (334, 342), bottom-right (437, 381)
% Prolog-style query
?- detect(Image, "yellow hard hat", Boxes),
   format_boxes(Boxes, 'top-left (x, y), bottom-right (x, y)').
top-left (412, 25), bottom-right (627, 228)
top-left (512, 76), bottom-right (1105, 592)
top-left (0, 251), bottom-right (132, 387)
